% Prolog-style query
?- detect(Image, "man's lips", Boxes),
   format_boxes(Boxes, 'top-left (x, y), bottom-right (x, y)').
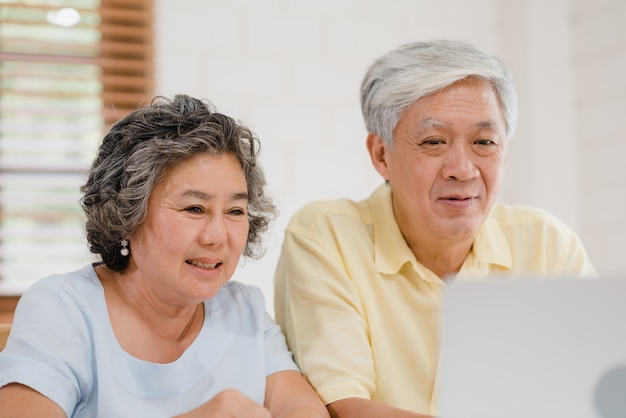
top-left (437, 195), bottom-right (479, 208)
top-left (440, 195), bottom-right (476, 201)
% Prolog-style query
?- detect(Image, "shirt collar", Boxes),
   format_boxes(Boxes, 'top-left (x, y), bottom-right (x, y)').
top-left (369, 184), bottom-right (512, 277)
top-left (462, 207), bottom-right (512, 273)
top-left (370, 183), bottom-right (418, 275)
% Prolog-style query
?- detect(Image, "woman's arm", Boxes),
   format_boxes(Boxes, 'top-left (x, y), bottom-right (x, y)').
top-left (173, 388), bottom-right (271, 418)
top-left (265, 370), bottom-right (330, 418)
top-left (327, 397), bottom-right (432, 418)
top-left (0, 383), bottom-right (66, 418)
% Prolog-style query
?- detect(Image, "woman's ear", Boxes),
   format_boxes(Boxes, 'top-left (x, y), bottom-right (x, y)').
top-left (366, 133), bottom-right (390, 180)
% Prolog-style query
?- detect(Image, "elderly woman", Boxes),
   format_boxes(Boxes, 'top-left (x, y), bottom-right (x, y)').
top-left (0, 95), bottom-right (329, 418)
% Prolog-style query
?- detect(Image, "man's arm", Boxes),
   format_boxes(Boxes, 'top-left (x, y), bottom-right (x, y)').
top-left (274, 229), bottom-right (377, 404)
top-left (327, 398), bottom-right (432, 418)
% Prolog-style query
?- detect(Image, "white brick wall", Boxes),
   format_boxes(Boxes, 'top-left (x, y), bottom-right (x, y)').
top-left (572, 0), bottom-right (626, 275)
top-left (155, 0), bottom-right (626, 307)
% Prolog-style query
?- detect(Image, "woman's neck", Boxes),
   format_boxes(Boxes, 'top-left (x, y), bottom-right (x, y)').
top-left (96, 264), bottom-right (205, 363)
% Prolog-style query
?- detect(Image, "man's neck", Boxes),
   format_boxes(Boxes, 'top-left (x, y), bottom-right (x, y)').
top-left (408, 237), bottom-right (473, 279)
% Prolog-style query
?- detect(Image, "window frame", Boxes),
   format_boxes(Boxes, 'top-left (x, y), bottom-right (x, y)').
top-left (0, 0), bottom-right (154, 291)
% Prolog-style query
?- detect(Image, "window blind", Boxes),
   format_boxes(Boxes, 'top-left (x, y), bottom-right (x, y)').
top-left (0, 0), bottom-right (153, 290)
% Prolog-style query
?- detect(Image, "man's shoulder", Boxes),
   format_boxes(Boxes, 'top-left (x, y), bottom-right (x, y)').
top-left (491, 202), bottom-right (564, 225)
top-left (486, 203), bottom-right (595, 275)
top-left (288, 195), bottom-right (371, 228)
top-left (489, 202), bottom-right (577, 238)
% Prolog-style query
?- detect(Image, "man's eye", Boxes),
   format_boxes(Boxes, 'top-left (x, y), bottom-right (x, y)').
top-left (476, 139), bottom-right (496, 146)
top-left (185, 206), bottom-right (204, 214)
top-left (421, 139), bottom-right (444, 146)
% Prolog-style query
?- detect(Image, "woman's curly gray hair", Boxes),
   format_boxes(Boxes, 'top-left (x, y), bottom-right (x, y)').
top-left (80, 94), bottom-right (276, 272)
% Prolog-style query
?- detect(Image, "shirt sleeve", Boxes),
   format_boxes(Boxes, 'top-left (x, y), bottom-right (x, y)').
top-left (536, 210), bottom-right (598, 277)
top-left (262, 310), bottom-right (300, 376)
top-left (274, 227), bottom-right (376, 405)
top-left (557, 227), bottom-right (597, 276)
top-left (0, 277), bottom-right (92, 416)
top-left (235, 283), bottom-right (300, 377)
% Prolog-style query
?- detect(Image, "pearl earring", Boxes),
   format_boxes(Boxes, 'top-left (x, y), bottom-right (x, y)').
top-left (120, 239), bottom-right (130, 256)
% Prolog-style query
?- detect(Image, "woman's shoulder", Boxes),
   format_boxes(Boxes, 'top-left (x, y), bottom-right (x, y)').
top-left (22, 264), bottom-right (101, 299)
top-left (202, 281), bottom-right (271, 334)
top-left (215, 281), bottom-right (265, 306)
top-left (16, 264), bottom-right (103, 322)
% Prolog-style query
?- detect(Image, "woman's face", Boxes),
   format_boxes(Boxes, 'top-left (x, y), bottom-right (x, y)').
top-left (128, 152), bottom-right (250, 305)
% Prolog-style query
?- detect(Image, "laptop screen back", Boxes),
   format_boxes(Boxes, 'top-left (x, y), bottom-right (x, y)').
top-left (438, 277), bottom-right (626, 418)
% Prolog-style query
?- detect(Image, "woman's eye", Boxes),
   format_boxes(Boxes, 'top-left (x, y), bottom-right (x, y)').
top-left (229, 208), bottom-right (245, 216)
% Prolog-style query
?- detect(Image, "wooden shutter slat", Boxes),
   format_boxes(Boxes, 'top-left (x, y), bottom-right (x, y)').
top-left (99, 8), bottom-right (151, 21)
top-left (0, 0), bottom-right (153, 287)
top-left (100, 24), bottom-right (152, 39)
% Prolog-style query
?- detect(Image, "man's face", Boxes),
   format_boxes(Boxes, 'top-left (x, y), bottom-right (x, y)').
top-left (368, 78), bottom-right (509, 250)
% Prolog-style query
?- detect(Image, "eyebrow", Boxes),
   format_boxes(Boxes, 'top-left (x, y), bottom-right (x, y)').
top-left (417, 117), bottom-right (448, 132)
top-left (416, 117), bottom-right (501, 133)
top-left (182, 189), bottom-right (249, 201)
top-left (475, 119), bottom-right (501, 132)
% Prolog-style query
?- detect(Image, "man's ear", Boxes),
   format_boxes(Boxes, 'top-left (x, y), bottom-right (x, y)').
top-left (366, 133), bottom-right (390, 180)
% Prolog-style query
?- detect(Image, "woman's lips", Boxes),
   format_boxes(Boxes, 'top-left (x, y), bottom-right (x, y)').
top-left (186, 260), bottom-right (220, 269)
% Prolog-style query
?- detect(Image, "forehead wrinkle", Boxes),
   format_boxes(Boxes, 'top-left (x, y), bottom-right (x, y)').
top-left (182, 189), bottom-right (249, 201)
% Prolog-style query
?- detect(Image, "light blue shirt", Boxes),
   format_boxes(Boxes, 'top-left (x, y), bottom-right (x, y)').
top-left (0, 264), bottom-right (298, 417)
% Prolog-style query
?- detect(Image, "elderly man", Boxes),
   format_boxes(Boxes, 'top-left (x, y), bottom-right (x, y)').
top-left (273, 39), bottom-right (596, 417)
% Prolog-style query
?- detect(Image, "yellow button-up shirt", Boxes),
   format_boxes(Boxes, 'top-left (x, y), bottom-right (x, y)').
top-left (274, 183), bottom-right (596, 415)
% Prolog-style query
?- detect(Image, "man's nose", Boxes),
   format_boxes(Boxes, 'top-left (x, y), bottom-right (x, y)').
top-left (442, 144), bottom-right (480, 181)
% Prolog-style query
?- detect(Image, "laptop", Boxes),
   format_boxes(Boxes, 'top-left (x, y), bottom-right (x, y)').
top-left (438, 276), bottom-right (626, 418)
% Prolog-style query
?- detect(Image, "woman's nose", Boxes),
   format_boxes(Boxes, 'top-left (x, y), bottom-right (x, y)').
top-left (201, 215), bottom-right (228, 245)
